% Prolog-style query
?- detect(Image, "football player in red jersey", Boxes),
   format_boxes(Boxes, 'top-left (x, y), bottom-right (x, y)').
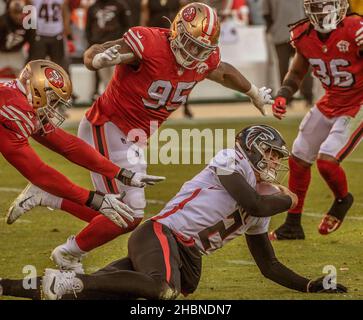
top-left (0, 59), bottom-right (165, 260)
top-left (8, 2), bottom-right (274, 271)
top-left (269, 0), bottom-right (363, 240)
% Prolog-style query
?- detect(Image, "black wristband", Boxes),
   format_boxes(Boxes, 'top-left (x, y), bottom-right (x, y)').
top-left (277, 79), bottom-right (299, 103)
top-left (86, 190), bottom-right (104, 210)
top-left (117, 168), bottom-right (135, 186)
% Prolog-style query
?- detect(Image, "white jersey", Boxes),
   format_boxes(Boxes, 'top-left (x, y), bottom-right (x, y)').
top-left (153, 149), bottom-right (270, 255)
top-left (33, 0), bottom-right (64, 37)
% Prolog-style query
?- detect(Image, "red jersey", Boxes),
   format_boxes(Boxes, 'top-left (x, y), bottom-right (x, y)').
top-left (0, 81), bottom-right (120, 205)
top-left (86, 27), bottom-right (221, 138)
top-left (291, 15), bottom-right (363, 118)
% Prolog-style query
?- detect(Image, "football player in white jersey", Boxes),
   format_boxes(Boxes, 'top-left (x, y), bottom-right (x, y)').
top-left (0, 125), bottom-right (347, 300)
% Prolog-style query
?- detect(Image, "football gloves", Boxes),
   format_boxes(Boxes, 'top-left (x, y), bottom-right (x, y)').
top-left (87, 191), bottom-right (134, 228)
top-left (246, 85), bottom-right (274, 116)
top-left (92, 45), bottom-right (135, 69)
top-left (272, 97), bottom-right (287, 120)
top-left (307, 276), bottom-right (347, 293)
top-left (117, 168), bottom-right (166, 188)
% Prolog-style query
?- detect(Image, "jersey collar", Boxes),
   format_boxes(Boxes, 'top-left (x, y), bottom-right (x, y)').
top-left (15, 79), bottom-right (27, 95)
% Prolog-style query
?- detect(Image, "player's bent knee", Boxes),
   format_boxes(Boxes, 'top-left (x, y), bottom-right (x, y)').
top-left (158, 282), bottom-right (180, 300)
top-left (291, 154), bottom-right (311, 168)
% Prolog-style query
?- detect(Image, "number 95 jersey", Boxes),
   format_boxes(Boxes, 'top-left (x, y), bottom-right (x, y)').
top-left (86, 26), bottom-right (221, 139)
top-left (291, 15), bottom-right (363, 118)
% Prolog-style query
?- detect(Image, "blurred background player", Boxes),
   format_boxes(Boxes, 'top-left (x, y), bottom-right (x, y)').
top-left (85, 0), bottom-right (132, 100)
top-left (270, 0), bottom-right (363, 240)
top-left (9, 2), bottom-right (274, 273)
top-left (0, 0), bottom-right (32, 80)
top-left (262, 0), bottom-right (314, 107)
top-left (28, 0), bottom-right (72, 72)
top-left (0, 125), bottom-right (348, 300)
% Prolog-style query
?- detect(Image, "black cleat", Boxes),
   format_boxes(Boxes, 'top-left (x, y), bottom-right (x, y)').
top-left (269, 222), bottom-right (305, 240)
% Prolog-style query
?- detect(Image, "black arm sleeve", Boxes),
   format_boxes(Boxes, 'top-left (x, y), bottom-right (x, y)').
top-left (217, 171), bottom-right (292, 217)
top-left (246, 233), bottom-right (310, 292)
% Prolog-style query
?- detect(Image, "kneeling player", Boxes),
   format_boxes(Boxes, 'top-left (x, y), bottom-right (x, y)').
top-left (0, 125), bottom-right (347, 299)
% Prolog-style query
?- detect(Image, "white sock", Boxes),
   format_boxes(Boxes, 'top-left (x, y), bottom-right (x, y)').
top-left (65, 236), bottom-right (87, 257)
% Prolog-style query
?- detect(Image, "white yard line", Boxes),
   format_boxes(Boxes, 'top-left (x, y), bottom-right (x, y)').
top-left (304, 212), bottom-right (363, 221)
top-left (0, 187), bottom-right (22, 193)
top-left (226, 260), bottom-right (255, 266)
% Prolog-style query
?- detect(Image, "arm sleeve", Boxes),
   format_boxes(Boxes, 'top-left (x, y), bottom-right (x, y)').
top-left (245, 233), bottom-right (310, 292)
top-left (217, 171), bottom-right (292, 217)
top-left (0, 125), bottom-right (90, 205)
top-left (32, 128), bottom-right (121, 180)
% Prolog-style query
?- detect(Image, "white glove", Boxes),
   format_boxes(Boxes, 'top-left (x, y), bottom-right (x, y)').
top-left (355, 26), bottom-right (363, 46)
top-left (92, 45), bottom-right (134, 69)
top-left (88, 192), bottom-right (134, 228)
top-left (117, 169), bottom-right (165, 188)
top-left (246, 85), bottom-right (274, 116)
top-left (131, 172), bottom-right (166, 187)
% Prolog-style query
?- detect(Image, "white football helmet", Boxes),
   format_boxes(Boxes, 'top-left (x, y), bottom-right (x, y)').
top-left (304, 0), bottom-right (349, 33)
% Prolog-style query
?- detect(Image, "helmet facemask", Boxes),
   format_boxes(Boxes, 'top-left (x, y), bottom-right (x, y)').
top-left (304, 0), bottom-right (349, 33)
top-left (170, 22), bottom-right (217, 70)
top-left (29, 81), bottom-right (72, 134)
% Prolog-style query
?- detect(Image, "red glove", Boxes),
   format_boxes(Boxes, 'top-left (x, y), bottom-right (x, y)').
top-left (67, 40), bottom-right (76, 54)
top-left (272, 97), bottom-right (287, 120)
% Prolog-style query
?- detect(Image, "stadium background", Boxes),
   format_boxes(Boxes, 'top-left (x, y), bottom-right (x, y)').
top-left (0, 0), bottom-right (362, 300)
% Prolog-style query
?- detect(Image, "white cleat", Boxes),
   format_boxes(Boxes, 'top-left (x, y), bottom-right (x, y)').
top-left (42, 268), bottom-right (83, 300)
top-left (51, 237), bottom-right (86, 274)
top-left (6, 183), bottom-right (61, 225)
top-left (6, 184), bottom-right (42, 224)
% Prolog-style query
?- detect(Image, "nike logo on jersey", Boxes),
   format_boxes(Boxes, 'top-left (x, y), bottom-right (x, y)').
top-left (136, 32), bottom-right (143, 40)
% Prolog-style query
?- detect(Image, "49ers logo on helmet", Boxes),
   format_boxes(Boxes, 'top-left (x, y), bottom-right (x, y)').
top-left (45, 68), bottom-right (64, 88)
top-left (182, 6), bottom-right (196, 22)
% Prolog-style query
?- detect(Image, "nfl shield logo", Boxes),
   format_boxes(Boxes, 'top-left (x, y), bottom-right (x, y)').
top-left (337, 40), bottom-right (350, 53)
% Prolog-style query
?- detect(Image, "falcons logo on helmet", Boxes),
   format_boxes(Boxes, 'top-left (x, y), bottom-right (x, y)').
top-left (245, 126), bottom-right (275, 150)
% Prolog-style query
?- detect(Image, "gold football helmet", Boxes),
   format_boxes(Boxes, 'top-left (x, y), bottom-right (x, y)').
top-left (304, 0), bottom-right (349, 33)
top-left (20, 59), bottom-right (72, 132)
top-left (170, 2), bottom-right (220, 69)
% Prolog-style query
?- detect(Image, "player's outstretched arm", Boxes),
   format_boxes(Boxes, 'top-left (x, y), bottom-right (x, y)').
top-left (272, 51), bottom-right (309, 120)
top-left (33, 128), bottom-right (165, 188)
top-left (245, 233), bottom-right (348, 293)
top-left (207, 61), bottom-right (273, 115)
top-left (217, 171), bottom-right (294, 217)
top-left (84, 38), bottom-right (137, 71)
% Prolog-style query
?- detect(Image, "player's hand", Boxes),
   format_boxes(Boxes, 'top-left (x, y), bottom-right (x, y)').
top-left (92, 45), bottom-right (123, 69)
top-left (307, 277), bottom-right (348, 293)
top-left (276, 185), bottom-right (298, 210)
top-left (355, 26), bottom-right (363, 46)
top-left (117, 169), bottom-right (165, 188)
top-left (247, 85), bottom-right (274, 116)
top-left (88, 191), bottom-right (134, 228)
top-left (272, 97), bottom-right (287, 120)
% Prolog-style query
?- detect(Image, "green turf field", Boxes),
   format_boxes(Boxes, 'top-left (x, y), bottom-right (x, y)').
top-left (0, 116), bottom-right (362, 300)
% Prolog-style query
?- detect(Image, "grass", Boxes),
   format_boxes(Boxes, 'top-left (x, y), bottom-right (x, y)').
top-left (0, 116), bottom-right (362, 300)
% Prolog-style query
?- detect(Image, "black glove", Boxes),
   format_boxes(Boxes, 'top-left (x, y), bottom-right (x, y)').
top-left (307, 276), bottom-right (347, 293)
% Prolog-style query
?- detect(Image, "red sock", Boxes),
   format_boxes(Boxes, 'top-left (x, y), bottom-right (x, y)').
top-left (75, 215), bottom-right (142, 252)
top-left (317, 159), bottom-right (348, 199)
top-left (288, 156), bottom-right (311, 214)
top-left (61, 199), bottom-right (99, 223)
